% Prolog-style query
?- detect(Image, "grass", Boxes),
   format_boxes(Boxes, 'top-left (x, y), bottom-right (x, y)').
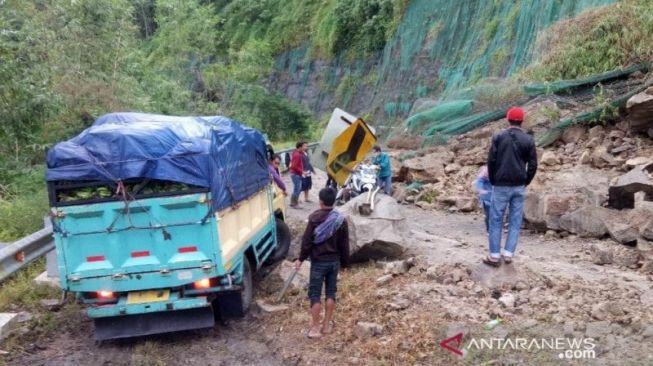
top-left (256, 263), bottom-right (452, 365)
top-left (0, 260), bottom-right (60, 313)
top-left (524, 0), bottom-right (653, 81)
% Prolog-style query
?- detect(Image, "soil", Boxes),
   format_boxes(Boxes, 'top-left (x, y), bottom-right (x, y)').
top-left (1, 171), bottom-right (652, 366)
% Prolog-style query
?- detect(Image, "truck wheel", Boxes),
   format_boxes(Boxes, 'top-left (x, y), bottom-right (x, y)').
top-left (240, 258), bottom-right (253, 314)
top-left (266, 218), bottom-right (291, 264)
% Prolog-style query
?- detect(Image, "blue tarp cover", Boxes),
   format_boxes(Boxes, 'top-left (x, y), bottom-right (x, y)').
top-left (46, 113), bottom-right (271, 211)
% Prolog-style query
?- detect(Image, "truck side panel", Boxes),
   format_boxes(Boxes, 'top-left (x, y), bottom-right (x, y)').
top-left (217, 188), bottom-right (275, 272)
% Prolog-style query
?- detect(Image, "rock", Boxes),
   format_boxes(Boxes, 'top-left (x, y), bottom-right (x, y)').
top-left (0, 313), bottom-right (18, 341)
top-left (498, 293), bottom-right (516, 308)
top-left (525, 194), bottom-right (586, 231)
top-left (376, 274), bottom-right (394, 286)
top-left (611, 144), bottom-right (634, 154)
top-left (559, 206), bottom-right (609, 238)
top-left (446, 323), bottom-right (471, 338)
top-left (605, 221), bottom-right (638, 245)
top-left (586, 137), bottom-right (601, 149)
top-left (355, 322), bottom-right (383, 338)
top-left (612, 246), bottom-right (641, 269)
top-left (588, 126), bottom-right (606, 140)
top-left (425, 266), bottom-right (438, 280)
top-left (626, 89), bottom-right (653, 131)
top-left (641, 221), bottom-right (653, 241)
top-left (456, 197), bottom-right (476, 212)
top-left (273, 260), bottom-right (311, 290)
top-left (39, 299), bottom-right (61, 311)
top-left (561, 125), bottom-right (586, 144)
top-left (590, 245), bottom-right (613, 265)
top-left (451, 268), bottom-right (466, 283)
top-left (401, 153), bottom-right (446, 183)
top-left (393, 184), bottom-right (408, 202)
top-left (540, 151), bottom-right (560, 166)
top-left (608, 162), bottom-right (653, 209)
top-left (544, 230), bottom-right (557, 239)
top-left (14, 312), bottom-right (33, 324)
top-left (641, 260), bottom-right (653, 274)
top-left (471, 263), bottom-right (520, 289)
top-left (384, 260), bottom-right (410, 275)
top-left (255, 300), bottom-right (289, 313)
top-left (386, 297), bottom-right (411, 311)
top-left (626, 157), bottom-right (652, 168)
top-left (444, 163), bottom-right (461, 174)
top-left (523, 319), bottom-right (538, 329)
top-left (415, 201), bottom-right (436, 210)
top-left (579, 150), bottom-right (591, 165)
top-left (642, 324), bottom-right (653, 338)
top-left (339, 194), bottom-right (407, 262)
top-left (591, 146), bottom-right (615, 168)
top-left (585, 321), bottom-right (612, 339)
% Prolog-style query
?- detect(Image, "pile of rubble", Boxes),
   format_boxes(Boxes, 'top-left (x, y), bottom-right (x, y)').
top-left (388, 90), bottom-right (653, 273)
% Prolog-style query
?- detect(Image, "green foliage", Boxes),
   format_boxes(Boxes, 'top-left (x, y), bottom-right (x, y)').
top-left (525, 0), bottom-right (653, 81)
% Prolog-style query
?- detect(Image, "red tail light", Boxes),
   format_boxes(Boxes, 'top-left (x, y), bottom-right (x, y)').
top-left (87, 255), bottom-right (105, 262)
top-left (131, 251), bottom-right (150, 258)
top-left (97, 291), bottom-right (114, 299)
top-left (194, 278), bottom-right (210, 289)
top-left (178, 246), bottom-right (198, 253)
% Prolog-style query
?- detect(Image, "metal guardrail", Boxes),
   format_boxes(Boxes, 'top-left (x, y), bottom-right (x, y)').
top-left (0, 222), bottom-right (54, 282)
top-left (274, 142), bottom-right (319, 172)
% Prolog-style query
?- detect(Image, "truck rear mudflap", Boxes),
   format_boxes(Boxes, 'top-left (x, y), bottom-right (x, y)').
top-left (89, 291), bottom-right (215, 340)
top-left (94, 306), bottom-right (214, 341)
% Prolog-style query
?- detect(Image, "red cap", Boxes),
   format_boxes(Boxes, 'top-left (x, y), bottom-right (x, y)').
top-left (506, 107), bottom-right (524, 123)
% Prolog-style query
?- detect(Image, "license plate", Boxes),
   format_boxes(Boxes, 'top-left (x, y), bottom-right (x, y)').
top-left (126, 289), bottom-right (170, 305)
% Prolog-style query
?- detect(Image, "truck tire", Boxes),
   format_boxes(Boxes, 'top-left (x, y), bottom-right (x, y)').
top-left (240, 258), bottom-right (253, 314)
top-left (266, 218), bottom-right (291, 264)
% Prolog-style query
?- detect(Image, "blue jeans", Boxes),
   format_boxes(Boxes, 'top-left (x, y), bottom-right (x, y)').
top-left (308, 261), bottom-right (339, 305)
top-left (377, 176), bottom-right (392, 195)
top-left (488, 186), bottom-right (525, 258)
top-left (481, 200), bottom-right (491, 232)
top-left (291, 174), bottom-right (303, 199)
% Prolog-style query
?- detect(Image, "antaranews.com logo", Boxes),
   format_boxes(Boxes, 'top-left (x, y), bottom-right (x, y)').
top-left (440, 333), bottom-right (596, 360)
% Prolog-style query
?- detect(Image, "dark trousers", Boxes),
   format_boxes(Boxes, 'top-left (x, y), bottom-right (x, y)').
top-left (308, 260), bottom-right (339, 305)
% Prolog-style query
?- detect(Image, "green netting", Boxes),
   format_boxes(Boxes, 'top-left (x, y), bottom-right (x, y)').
top-left (537, 85), bottom-right (647, 146)
top-left (384, 102), bottom-right (412, 118)
top-left (406, 181), bottom-right (424, 191)
top-left (379, 0), bottom-right (615, 91)
top-left (524, 64), bottom-right (648, 96)
top-left (405, 100), bottom-right (474, 133)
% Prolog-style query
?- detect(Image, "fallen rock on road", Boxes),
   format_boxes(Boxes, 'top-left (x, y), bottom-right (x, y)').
top-left (339, 194), bottom-right (407, 262)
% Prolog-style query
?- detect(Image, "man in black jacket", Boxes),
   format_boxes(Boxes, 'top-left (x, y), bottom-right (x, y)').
top-left (295, 188), bottom-right (349, 338)
top-left (483, 107), bottom-right (538, 267)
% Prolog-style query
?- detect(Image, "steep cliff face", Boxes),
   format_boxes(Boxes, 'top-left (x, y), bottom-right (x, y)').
top-left (269, 0), bottom-right (615, 132)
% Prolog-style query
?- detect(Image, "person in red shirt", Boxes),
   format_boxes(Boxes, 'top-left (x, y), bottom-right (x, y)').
top-left (290, 141), bottom-right (307, 207)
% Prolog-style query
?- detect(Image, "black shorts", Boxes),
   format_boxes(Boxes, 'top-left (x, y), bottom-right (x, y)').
top-left (308, 261), bottom-right (339, 305)
top-left (302, 176), bottom-right (313, 191)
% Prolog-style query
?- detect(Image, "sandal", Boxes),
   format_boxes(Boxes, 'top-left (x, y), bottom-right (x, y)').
top-left (321, 320), bottom-right (335, 335)
top-left (502, 256), bottom-right (513, 264)
top-left (482, 256), bottom-right (501, 267)
top-left (305, 327), bottom-right (322, 339)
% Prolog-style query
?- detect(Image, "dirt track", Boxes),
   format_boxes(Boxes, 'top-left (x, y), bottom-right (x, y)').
top-left (2, 170), bottom-right (652, 366)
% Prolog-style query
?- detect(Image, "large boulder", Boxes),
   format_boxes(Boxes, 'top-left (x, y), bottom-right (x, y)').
top-left (400, 153), bottom-right (446, 183)
top-left (561, 125), bottom-right (587, 144)
top-left (605, 221), bottom-right (638, 245)
top-left (608, 163), bottom-right (653, 209)
top-left (626, 87), bottom-right (653, 131)
top-left (338, 194), bottom-right (407, 262)
top-left (523, 193), bottom-right (585, 231)
top-left (559, 206), bottom-right (610, 238)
